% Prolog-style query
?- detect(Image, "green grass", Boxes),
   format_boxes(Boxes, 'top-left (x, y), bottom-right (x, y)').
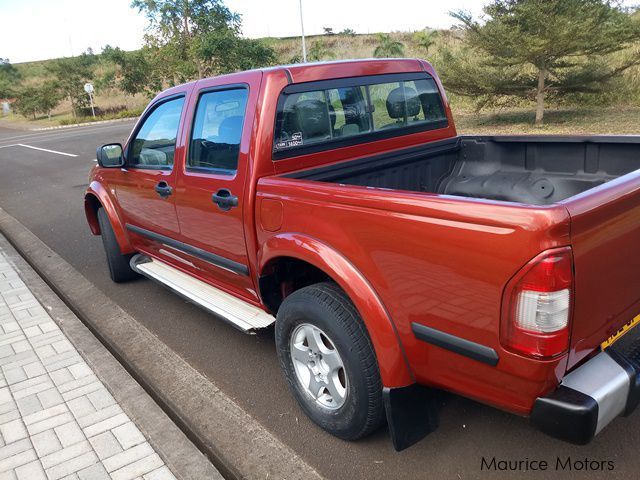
top-left (0, 106), bottom-right (144, 129)
top-left (58, 107), bottom-right (145, 125)
top-left (453, 106), bottom-right (640, 135)
top-left (266, 31), bottom-right (438, 63)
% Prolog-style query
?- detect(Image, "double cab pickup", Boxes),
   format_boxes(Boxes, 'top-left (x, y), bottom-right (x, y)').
top-left (85, 59), bottom-right (640, 450)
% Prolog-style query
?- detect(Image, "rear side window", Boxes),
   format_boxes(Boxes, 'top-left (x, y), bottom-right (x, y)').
top-left (189, 88), bottom-right (248, 173)
top-left (273, 74), bottom-right (447, 158)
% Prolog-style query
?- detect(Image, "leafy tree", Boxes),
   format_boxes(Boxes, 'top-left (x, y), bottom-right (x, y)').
top-left (47, 50), bottom-right (97, 117)
top-left (373, 33), bottom-right (405, 58)
top-left (0, 59), bottom-right (21, 99)
top-left (195, 31), bottom-right (276, 74)
top-left (446, 0), bottom-right (640, 124)
top-left (131, 0), bottom-right (242, 81)
top-left (308, 40), bottom-right (335, 62)
top-left (37, 82), bottom-right (63, 119)
top-left (13, 82), bottom-right (61, 119)
top-left (323, 27), bottom-right (335, 35)
top-left (13, 87), bottom-right (40, 119)
top-left (233, 38), bottom-right (276, 70)
top-left (94, 68), bottom-right (117, 92)
top-left (102, 45), bottom-right (162, 97)
top-left (132, 0), bottom-right (240, 40)
top-left (413, 29), bottom-right (437, 55)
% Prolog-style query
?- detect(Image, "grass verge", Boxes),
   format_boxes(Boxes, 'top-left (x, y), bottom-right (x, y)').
top-left (454, 106), bottom-right (640, 135)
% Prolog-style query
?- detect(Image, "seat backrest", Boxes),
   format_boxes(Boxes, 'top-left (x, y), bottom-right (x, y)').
top-left (340, 123), bottom-right (360, 137)
top-left (217, 115), bottom-right (243, 145)
top-left (297, 99), bottom-right (332, 140)
top-left (386, 86), bottom-right (421, 120)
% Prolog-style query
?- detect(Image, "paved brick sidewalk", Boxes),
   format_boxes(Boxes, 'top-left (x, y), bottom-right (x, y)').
top-left (0, 250), bottom-right (176, 480)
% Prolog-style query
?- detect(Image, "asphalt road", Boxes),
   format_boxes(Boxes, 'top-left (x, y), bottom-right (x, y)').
top-left (1, 121), bottom-right (639, 480)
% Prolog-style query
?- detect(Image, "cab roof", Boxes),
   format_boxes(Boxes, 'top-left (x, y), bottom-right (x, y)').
top-left (170, 58), bottom-right (429, 91)
top-left (267, 58), bottom-right (427, 83)
top-left (156, 58), bottom-right (433, 103)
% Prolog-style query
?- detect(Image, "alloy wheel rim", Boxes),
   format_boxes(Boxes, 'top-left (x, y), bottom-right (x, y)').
top-left (290, 323), bottom-right (348, 410)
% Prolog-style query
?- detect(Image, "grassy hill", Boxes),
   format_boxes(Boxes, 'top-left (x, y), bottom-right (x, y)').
top-left (4, 30), bottom-right (640, 133)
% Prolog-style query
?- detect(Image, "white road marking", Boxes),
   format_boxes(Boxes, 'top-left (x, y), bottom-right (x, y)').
top-left (0, 144), bottom-right (17, 149)
top-left (16, 144), bottom-right (77, 157)
top-left (0, 120), bottom-right (135, 146)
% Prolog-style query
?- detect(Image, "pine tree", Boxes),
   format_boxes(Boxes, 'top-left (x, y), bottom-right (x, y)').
top-left (442, 0), bottom-right (640, 124)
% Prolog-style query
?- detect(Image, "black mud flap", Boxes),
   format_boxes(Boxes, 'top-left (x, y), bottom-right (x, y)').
top-left (383, 384), bottom-right (439, 451)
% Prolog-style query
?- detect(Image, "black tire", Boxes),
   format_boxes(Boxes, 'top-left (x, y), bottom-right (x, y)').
top-left (275, 282), bottom-right (385, 440)
top-left (97, 208), bottom-right (138, 283)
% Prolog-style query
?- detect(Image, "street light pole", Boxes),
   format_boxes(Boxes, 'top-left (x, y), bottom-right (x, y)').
top-left (299, 0), bottom-right (307, 62)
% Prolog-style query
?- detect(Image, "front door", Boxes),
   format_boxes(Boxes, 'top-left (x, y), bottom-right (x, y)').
top-left (116, 95), bottom-right (186, 257)
top-left (174, 79), bottom-right (258, 302)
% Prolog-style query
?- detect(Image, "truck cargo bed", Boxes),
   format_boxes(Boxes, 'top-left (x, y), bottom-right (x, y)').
top-left (288, 136), bottom-right (640, 205)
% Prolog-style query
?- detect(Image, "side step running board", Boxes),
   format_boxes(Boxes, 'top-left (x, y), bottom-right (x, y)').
top-left (130, 254), bottom-right (275, 333)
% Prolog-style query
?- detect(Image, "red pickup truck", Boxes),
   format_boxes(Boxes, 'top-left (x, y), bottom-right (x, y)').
top-left (85, 58), bottom-right (640, 450)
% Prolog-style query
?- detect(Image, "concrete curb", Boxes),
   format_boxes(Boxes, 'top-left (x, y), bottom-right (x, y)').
top-left (31, 117), bottom-right (139, 131)
top-left (0, 207), bottom-right (324, 480)
top-left (0, 232), bottom-right (222, 480)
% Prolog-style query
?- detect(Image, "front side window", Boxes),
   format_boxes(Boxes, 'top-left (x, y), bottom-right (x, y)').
top-left (273, 74), bottom-right (447, 158)
top-left (129, 97), bottom-right (184, 169)
top-left (188, 88), bottom-right (248, 172)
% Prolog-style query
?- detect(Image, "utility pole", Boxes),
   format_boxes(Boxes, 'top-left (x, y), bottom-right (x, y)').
top-left (299, 0), bottom-right (307, 62)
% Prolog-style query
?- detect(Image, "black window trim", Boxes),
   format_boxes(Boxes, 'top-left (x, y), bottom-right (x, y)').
top-left (272, 72), bottom-right (448, 161)
top-left (185, 83), bottom-right (250, 176)
top-left (125, 93), bottom-right (186, 171)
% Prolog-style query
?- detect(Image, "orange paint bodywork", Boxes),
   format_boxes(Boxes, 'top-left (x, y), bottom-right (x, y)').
top-left (561, 171), bottom-right (640, 370)
top-left (255, 177), bottom-right (572, 409)
top-left (85, 179), bottom-right (133, 254)
top-left (85, 59), bottom-right (637, 416)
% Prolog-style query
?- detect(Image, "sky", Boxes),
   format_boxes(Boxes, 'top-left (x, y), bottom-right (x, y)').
top-left (0, 0), bottom-right (487, 63)
top-left (1, 0), bottom-right (637, 64)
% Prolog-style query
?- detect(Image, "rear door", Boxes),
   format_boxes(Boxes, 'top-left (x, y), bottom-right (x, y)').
top-left (173, 73), bottom-right (261, 302)
top-left (116, 94), bottom-right (188, 257)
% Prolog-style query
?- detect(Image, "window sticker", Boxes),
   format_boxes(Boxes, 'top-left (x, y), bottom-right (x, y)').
top-left (276, 131), bottom-right (303, 150)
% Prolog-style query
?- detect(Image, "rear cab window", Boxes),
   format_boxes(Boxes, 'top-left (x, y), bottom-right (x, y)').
top-left (273, 73), bottom-right (447, 159)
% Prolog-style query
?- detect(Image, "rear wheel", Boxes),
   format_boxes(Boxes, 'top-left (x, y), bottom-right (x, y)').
top-left (97, 208), bottom-right (138, 283)
top-left (275, 282), bottom-right (385, 440)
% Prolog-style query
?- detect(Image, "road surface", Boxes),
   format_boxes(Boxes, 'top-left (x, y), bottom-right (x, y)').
top-left (1, 121), bottom-right (638, 479)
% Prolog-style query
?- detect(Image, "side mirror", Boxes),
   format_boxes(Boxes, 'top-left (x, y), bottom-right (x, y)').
top-left (96, 143), bottom-right (124, 168)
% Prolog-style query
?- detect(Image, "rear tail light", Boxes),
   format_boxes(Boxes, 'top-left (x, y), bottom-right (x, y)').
top-left (501, 247), bottom-right (573, 358)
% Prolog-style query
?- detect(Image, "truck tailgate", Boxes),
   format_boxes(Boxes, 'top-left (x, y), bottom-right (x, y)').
top-left (563, 170), bottom-right (640, 370)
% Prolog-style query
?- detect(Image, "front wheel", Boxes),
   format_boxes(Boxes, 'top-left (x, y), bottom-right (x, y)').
top-left (275, 282), bottom-right (385, 440)
top-left (97, 208), bottom-right (138, 283)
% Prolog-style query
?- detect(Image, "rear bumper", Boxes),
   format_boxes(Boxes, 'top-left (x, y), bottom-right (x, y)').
top-left (531, 346), bottom-right (640, 444)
